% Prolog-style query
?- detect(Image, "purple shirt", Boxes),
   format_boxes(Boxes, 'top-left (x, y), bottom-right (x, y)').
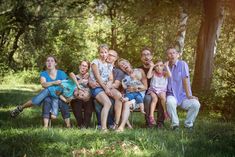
top-left (167, 60), bottom-right (192, 105)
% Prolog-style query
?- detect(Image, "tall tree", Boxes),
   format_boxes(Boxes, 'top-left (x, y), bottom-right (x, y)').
top-left (175, 3), bottom-right (188, 55)
top-left (192, 0), bottom-right (224, 92)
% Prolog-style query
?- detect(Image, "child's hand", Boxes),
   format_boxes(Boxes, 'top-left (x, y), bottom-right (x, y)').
top-left (66, 97), bottom-right (73, 104)
top-left (149, 61), bottom-right (155, 67)
top-left (120, 97), bottom-right (128, 103)
top-left (164, 61), bottom-right (169, 67)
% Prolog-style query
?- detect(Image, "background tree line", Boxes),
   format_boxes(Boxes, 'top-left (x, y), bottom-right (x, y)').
top-left (0, 0), bottom-right (234, 120)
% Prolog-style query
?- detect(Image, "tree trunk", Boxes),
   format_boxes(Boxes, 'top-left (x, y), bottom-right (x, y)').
top-left (109, 7), bottom-right (117, 50)
top-left (175, 5), bottom-right (188, 55)
top-left (8, 27), bottom-right (25, 69)
top-left (192, 0), bottom-right (224, 93)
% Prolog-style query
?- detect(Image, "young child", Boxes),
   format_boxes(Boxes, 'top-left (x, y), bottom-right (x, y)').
top-left (147, 60), bottom-right (172, 125)
top-left (121, 68), bottom-right (146, 114)
top-left (116, 58), bottom-right (147, 132)
top-left (10, 79), bottom-right (89, 119)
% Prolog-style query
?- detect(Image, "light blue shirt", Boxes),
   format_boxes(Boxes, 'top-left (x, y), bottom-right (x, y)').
top-left (167, 60), bottom-right (192, 105)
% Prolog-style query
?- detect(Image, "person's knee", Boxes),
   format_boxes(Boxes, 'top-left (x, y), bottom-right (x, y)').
top-left (192, 100), bottom-right (200, 111)
top-left (152, 96), bottom-right (158, 103)
top-left (166, 96), bottom-right (177, 107)
top-left (113, 90), bottom-right (122, 100)
top-left (144, 95), bottom-right (152, 106)
top-left (136, 96), bottom-right (143, 104)
top-left (103, 100), bottom-right (112, 109)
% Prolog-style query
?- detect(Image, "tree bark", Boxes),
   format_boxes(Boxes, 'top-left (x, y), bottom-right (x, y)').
top-left (109, 7), bottom-right (117, 50)
top-left (175, 5), bottom-right (188, 55)
top-left (8, 27), bottom-right (25, 69)
top-left (192, 0), bottom-right (224, 93)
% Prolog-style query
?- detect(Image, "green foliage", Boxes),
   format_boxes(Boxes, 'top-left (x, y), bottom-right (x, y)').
top-left (0, 0), bottom-right (235, 123)
top-left (1, 69), bottom-right (40, 85)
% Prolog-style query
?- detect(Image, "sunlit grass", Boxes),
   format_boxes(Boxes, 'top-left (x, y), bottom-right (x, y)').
top-left (0, 84), bottom-right (235, 157)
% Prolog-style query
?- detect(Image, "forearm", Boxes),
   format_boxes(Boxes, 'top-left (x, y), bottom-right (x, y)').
top-left (59, 95), bottom-right (67, 103)
top-left (183, 78), bottom-right (191, 98)
top-left (41, 81), bottom-right (57, 88)
top-left (147, 67), bottom-right (154, 79)
top-left (69, 72), bottom-right (80, 88)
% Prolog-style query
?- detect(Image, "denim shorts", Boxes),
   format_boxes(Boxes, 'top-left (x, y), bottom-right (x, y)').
top-left (91, 87), bottom-right (104, 98)
top-left (125, 92), bottom-right (144, 104)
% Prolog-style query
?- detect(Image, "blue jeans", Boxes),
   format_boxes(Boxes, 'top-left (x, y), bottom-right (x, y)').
top-left (31, 88), bottom-right (59, 116)
top-left (94, 99), bottom-right (114, 126)
top-left (125, 92), bottom-right (143, 104)
top-left (42, 97), bottom-right (70, 119)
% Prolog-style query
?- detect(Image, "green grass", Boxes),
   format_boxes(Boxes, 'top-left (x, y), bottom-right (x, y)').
top-left (0, 85), bottom-right (235, 157)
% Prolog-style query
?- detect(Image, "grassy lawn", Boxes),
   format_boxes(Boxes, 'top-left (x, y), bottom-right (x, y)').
top-left (0, 85), bottom-right (235, 157)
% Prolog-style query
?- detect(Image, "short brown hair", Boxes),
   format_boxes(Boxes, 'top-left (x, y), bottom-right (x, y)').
top-left (140, 47), bottom-right (152, 56)
top-left (165, 46), bottom-right (178, 53)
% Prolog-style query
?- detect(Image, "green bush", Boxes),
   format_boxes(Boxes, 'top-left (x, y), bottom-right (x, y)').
top-left (199, 89), bottom-right (235, 122)
top-left (1, 69), bottom-right (40, 85)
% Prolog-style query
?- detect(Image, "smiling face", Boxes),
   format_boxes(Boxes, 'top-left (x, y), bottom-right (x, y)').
top-left (141, 49), bottom-right (153, 66)
top-left (45, 56), bottom-right (57, 70)
top-left (79, 61), bottom-right (89, 75)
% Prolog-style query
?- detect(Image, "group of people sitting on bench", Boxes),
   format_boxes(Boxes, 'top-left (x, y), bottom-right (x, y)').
top-left (10, 44), bottom-right (200, 132)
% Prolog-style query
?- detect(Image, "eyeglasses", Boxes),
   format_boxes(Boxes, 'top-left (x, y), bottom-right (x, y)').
top-left (109, 54), bottom-right (117, 57)
top-left (142, 53), bottom-right (152, 56)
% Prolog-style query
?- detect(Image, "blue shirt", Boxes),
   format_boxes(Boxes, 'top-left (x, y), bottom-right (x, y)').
top-left (40, 70), bottom-right (68, 97)
top-left (167, 60), bottom-right (192, 105)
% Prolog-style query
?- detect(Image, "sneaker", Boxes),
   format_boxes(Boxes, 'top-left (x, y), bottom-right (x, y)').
top-left (10, 106), bottom-right (23, 118)
top-left (148, 116), bottom-right (156, 126)
top-left (172, 125), bottom-right (179, 131)
top-left (97, 125), bottom-right (102, 129)
top-left (185, 126), bottom-right (193, 132)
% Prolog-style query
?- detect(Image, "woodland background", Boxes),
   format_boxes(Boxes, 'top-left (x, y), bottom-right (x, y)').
top-left (0, 0), bottom-right (235, 157)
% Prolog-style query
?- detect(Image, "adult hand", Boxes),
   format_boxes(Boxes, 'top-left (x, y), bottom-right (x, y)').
top-left (187, 95), bottom-right (198, 100)
top-left (105, 87), bottom-right (113, 97)
top-left (54, 80), bottom-right (61, 85)
top-left (149, 61), bottom-right (155, 67)
top-left (89, 81), bottom-right (99, 88)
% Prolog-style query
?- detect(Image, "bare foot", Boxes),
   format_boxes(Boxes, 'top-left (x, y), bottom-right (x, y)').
top-left (140, 109), bottom-right (146, 114)
top-left (116, 127), bottom-right (124, 132)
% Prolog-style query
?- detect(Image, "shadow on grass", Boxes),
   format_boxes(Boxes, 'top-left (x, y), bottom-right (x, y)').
top-left (0, 89), bottom-right (37, 106)
top-left (184, 122), bottom-right (235, 157)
